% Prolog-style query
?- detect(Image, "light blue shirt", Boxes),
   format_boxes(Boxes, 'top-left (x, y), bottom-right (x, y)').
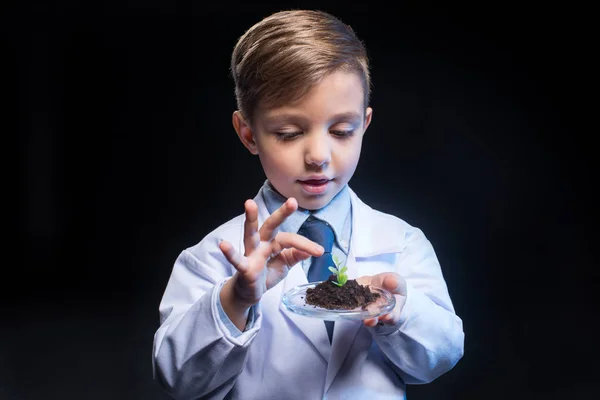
top-left (261, 180), bottom-right (352, 273)
top-left (217, 180), bottom-right (353, 337)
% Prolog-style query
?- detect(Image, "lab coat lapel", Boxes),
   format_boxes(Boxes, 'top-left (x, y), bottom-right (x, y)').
top-left (324, 249), bottom-right (362, 393)
top-left (324, 189), bottom-right (407, 391)
top-left (279, 266), bottom-right (332, 362)
top-left (347, 188), bottom-right (407, 257)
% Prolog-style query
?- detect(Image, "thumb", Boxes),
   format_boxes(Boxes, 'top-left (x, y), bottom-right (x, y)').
top-left (374, 273), bottom-right (406, 296)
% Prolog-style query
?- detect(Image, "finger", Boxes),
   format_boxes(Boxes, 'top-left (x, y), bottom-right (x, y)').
top-left (378, 313), bottom-right (395, 324)
top-left (259, 197), bottom-right (298, 241)
top-left (379, 274), bottom-right (399, 293)
top-left (267, 238), bottom-right (284, 260)
top-left (366, 273), bottom-right (405, 295)
top-left (273, 231), bottom-right (324, 257)
top-left (219, 240), bottom-right (249, 273)
top-left (243, 199), bottom-right (260, 256)
top-left (265, 249), bottom-right (311, 277)
top-left (363, 317), bottom-right (379, 327)
top-left (382, 274), bottom-right (407, 296)
top-left (278, 248), bottom-right (311, 267)
top-left (362, 273), bottom-right (387, 289)
top-left (355, 276), bottom-right (371, 286)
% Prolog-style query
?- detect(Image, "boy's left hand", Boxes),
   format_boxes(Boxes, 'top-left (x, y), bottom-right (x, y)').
top-left (357, 273), bottom-right (407, 328)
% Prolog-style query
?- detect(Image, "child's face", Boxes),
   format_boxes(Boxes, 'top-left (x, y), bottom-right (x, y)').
top-left (235, 70), bottom-right (372, 210)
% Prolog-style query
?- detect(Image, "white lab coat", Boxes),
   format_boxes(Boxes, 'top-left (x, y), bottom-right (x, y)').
top-left (153, 187), bottom-right (464, 400)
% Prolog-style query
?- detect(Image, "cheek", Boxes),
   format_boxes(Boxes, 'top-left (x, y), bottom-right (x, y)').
top-left (337, 142), bottom-right (363, 172)
top-left (258, 150), bottom-right (295, 176)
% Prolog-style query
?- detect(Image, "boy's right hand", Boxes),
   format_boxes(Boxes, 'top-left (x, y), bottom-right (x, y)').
top-left (218, 197), bottom-right (324, 329)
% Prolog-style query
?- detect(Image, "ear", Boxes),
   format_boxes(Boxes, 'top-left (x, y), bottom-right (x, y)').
top-left (232, 111), bottom-right (259, 155)
top-left (363, 107), bottom-right (373, 133)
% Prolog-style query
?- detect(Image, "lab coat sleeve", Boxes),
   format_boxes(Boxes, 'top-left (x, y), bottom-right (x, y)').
top-left (152, 230), bottom-right (261, 400)
top-left (370, 227), bottom-right (465, 384)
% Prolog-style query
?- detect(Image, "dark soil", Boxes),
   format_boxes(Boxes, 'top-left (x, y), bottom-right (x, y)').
top-left (305, 275), bottom-right (380, 310)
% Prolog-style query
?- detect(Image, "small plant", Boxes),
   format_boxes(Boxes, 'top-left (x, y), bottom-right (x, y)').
top-left (328, 254), bottom-right (348, 287)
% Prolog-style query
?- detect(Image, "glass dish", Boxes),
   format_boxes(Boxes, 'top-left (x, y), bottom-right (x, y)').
top-left (282, 282), bottom-right (396, 321)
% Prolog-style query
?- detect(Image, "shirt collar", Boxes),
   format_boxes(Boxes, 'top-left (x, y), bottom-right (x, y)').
top-left (260, 180), bottom-right (351, 249)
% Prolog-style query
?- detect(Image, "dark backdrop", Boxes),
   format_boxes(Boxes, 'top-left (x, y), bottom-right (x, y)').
top-left (5, 1), bottom-right (597, 399)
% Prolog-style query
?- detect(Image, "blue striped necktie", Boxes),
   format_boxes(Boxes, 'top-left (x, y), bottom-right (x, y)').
top-left (298, 215), bottom-right (335, 342)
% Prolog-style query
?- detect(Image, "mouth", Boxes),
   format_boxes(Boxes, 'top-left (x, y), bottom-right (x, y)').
top-left (298, 179), bottom-right (331, 194)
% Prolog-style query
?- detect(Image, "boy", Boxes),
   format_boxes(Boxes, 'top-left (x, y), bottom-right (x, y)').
top-left (152, 9), bottom-right (464, 400)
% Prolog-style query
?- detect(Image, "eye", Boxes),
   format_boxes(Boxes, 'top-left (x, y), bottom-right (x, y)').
top-left (330, 130), bottom-right (355, 138)
top-left (275, 131), bottom-right (302, 141)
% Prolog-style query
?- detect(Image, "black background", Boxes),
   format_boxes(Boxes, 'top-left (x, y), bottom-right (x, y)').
top-left (5, 1), bottom-right (598, 399)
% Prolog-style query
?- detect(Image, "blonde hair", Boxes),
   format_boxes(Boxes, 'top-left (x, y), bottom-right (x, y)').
top-left (231, 10), bottom-right (371, 124)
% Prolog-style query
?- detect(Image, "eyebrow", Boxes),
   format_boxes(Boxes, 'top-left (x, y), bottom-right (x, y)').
top-left (329, 111), bottom-right (363, 123)
top-left (264, 111), bottom-right (363, 125)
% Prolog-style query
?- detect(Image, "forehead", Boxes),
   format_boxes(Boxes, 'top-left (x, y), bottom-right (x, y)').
top-left (257, 71), bottom-right (366, 124)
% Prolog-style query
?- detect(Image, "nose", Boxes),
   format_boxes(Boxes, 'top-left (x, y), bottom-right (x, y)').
top-left (304, 131), bottom-right (331, 167)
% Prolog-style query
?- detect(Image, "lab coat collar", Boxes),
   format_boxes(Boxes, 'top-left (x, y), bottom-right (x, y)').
top-left (253, 186), bottom-right (407, 258)
top-left (347, 186), bottom-right (408, 256)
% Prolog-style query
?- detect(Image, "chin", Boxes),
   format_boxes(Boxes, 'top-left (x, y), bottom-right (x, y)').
top-left (298, 197), bottom-right (331, 211)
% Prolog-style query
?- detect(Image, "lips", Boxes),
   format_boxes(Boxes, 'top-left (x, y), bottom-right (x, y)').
top-left (302, 179), bottom-right (329, 185)
top-left (299, 178), bottom-right (330, 194)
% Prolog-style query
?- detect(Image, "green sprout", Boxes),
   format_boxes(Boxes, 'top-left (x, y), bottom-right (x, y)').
top-left (328, 254), bottom-right (348, 287)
